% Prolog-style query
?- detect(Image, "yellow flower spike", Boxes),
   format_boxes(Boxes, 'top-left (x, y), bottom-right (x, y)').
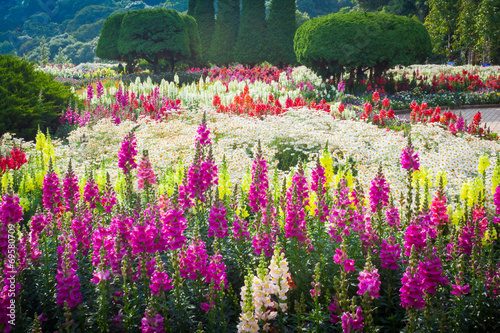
top-left (436, 170), bottom-right (448, 186)
top-left (35, 170), bottom-right (44, 188)
top-left (1, 172), bottom-right (12, 191)
top-left (306, 191), bottom-right (317, 216)
top-left (471, 178), bottom-right (484, 206)
top-left (35, 130), bottom-right (46, 151)
top-left (482, 228), bottom-right (497, 246)
top-left (411, 169), bottom-right (421, 186)
top-left (451, 208), bottom-right (463, 226)
top-left (320, 149), bottom-right (334, 188)
top-left (491, 160), bottom-right (500, 194)
top-left (19, 197), bottom-right (30, 212)
top-left (218, 156), bottom-right (232, 200)
top-left (241, 167), bottom-right (251, 194)
top-left (24, 173), bottom-right (35, 192)
top-left (346, 170), bottom-right (354, 189)
top-left (460, 181), bottom-right (471, 203)
top-left (95, 170), bottom-right (106, 192)
top-left (477, 153), bottom-right (490, 175)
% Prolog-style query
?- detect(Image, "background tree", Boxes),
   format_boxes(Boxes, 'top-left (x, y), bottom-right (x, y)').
top-left (234, 0), bottom-right (267, 66)
top-left (210, 0), bottom-right (240, 66)
top-left (294, 11), bottom-right (431, 81)
top-left (193, 0), bottom-right (215, 63)
top-left (267, 0), bottom-right (297, 66)
top-left (183, 14), bottom-right (203, 67)
top-left (425, 0), bottom-right (461, 58)
top-left (476, 0), bottom-right (500, 63)
top-left (188, 0), bottom-right (197, 15)
top-left (455, 0), bottom-right (479, 64)
top-left (96, 13), bottom-right (129, 65)
top-left (353, 0), bottom-right (389, 11)
top-left (296, 0), bottom-right (353, 18)
top-left (117, 9), bottom-right (191, 73)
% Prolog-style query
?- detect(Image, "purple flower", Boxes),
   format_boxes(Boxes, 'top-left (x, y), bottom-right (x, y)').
top-left (140, 309), bottom-right (164, 333)
top-left (62, 161), bottom-right (80, 213)
top-left (334, 248), bottom-right (356, 272)
top-left (232, 214), bottom-right (249, 240)
top-left (419, 253), bottom-right (448, 294)
top-left (385, 206), bottom-right (400, 227)
top-left (341, 306), bottom-right (364, 333)
top-left (401, 138), bottom-right (420, 172)
top-left (161, 208), bottom-right (187, 250)
top-left (118, 131), bottom-right (138, 174)
top-left (91, 269), bottom-right (110, 285)
top-left (204, 251), bottom-right (227, 289)
top-left (137, 150), bottom-right (156, 190)
top-left (101, 174), bottom-right (117, 213)
top-left (451, 283), bottom-right (471, 296)
top-left (96, 81), bottom-right (104, 99)
top-left (42, 160), bottom-right (62, 214)
top-left (83, 176), bottom-right (100, 209)
top-left (248, 141), bottom-right (269, 213)
top-left (71, 209), bottom-right (92, 253)
top-left (456, 116), bottom-right (465, 132)
top-left (285, 183), bottom-right (308, 243)
top-left (56, 233), bottom-right (82, 309)
top-left (357, 266), bottom-right (381, 299)
top-left (399, 266), bottom-right (425, 310)
top-left (380, 238), bottom-right (401, 270)
top-left (179, 238), bottom-right (208, 280)
top-left (369, 166), bottom-right (390, 213)
top-left (87, 84), bottom-right (93, 100)
top-left (150, 261), bottom-right (173, 296)
top-left (0, 192), bottom-right (23, 227)
top-left (208, 197), bottom-right (228, 238)
top-left (404, 223), bottom-right (427, 256)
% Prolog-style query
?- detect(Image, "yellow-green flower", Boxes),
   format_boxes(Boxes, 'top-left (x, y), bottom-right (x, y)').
top-left (477, 153), bottom-right (490, 175)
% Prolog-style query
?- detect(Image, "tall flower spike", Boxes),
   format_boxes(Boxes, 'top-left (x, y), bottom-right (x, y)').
top-left (369, 165), bottom-right (390, 213)
top-left (62, 160), bottom-right (80, 214)
top-left (401, 135), bottom-right (420, 172)
top-left (137, 150), bottom-right (157, 191)
top-left (118, 129), bottom-right (138, 175)
top-left (42, 158), bottom-right (62, 214)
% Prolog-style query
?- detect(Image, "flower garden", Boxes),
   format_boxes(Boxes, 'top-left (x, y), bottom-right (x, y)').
top-left (1, 64), bottom-right (500, 332)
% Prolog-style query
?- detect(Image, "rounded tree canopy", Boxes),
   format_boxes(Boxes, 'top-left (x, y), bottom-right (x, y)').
top-left (294, 11), bottom-right (431, 78)
top-left (95, 12), bottom-right (126, 61)
top-left (96, 8), bottom-right (201, 73)
top-left (118, 8), bottom-right (190, 67)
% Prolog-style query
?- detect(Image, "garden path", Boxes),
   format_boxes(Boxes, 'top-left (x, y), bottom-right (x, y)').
top-left (398, 106), bottom-right (500, 133)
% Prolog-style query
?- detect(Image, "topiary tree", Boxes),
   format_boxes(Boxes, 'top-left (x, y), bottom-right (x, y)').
top-left (267, 0), bottom-right (297, 67)
top-left (0, 54), bottom-right (78, 141)
top-left (117, 9), bottom-right (191, 73)
top-left (182, 14), bottom-right (203, 67)
top-left (96, 13), bottom-right (132, 67)
top-left (294, 11), bottom-right (431, 81)
top-left (193, 0), bottom-right (215, 64)
top-left (210, 0), bottom-right (240, 66)
top-left (234, 0), bottom-right (267, 66)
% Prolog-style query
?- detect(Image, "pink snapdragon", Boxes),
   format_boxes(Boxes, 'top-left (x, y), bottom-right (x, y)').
top-left (137, 150), bottom-right (156, 190)
top-left (369, 167), bottom-right (390, 212)
top-left (118, 131), bottom-right (138, 174)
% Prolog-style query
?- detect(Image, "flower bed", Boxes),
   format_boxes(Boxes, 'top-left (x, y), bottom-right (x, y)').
top-left (1, 98), bottom-right (500, 331)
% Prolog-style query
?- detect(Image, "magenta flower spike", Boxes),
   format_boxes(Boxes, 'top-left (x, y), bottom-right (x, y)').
top-left (118, 130), bottom-right (138, 175)
top-left (399, 265), bottom-right (426, 310)
top-left (140, 308), bottom-right (164, 333)
top-left (42, 158), bottom-right (63, 214)
top-left (204, 251), bottom-right (228, 289)
top-left (150, 259), bottom-right (173, 296)
top-left (400, 135), bottom-right (420, 172)
top-left (179, 238), bottom-right (208, 280)
top-left (248, 140), bottom-right (269, 213)
top-left (357, 265), bottom-right (381, 300)
top-left (83, 174), bottom-right (100, 209)
top-left (137, 150), bottom-right (157, 191)
top-left (418, 251), bottom-right (448, 294)
top-left (161, 208), bottom-right (187, 251)
top-left (341, 306), bottom-right (364, 333)
top-left (208, 194), bottom-right (229, 238)
top-left (380, 238), bottom-right (401, 270)
top-left (56, 233), bottom-right (82, 309)
top-left (369, 165), bottom-right (390, 213)
top-left (62, 160), bottom-right (80, 213)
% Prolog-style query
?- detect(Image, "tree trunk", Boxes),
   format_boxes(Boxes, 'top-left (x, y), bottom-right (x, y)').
top-left (170, 56), bottom-right (175, 71)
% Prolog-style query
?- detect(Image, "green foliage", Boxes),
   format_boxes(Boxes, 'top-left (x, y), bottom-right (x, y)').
top-left (96, 13), bottom-right (127, 62)
top-left (193, 0), bottom-right (215, 63)
top-left (294, 11), bottom-right (431, 79)
top-left (182, 14), bottom-right (203, 67)
top-left (65, 5), bottom-right (115, 33)
top-left (234, 0), bottom-right (267, 66)
top-left (72, 19), bottom-right (106, 42)
top-left (267, 0), bottom-right (297, 66)
top-left (210, 0), bottom-right (240, 66)
top-left (188, 0), bottom-right (197, 15)
top-left (296, 9), bottom-right (311, 27)
top-left (62, 37), bottom-right (99, 64)
top-left (47, 34), bottom-right (78, 59)
top-left (0, 55), bottom-right (77, 141)
top-left (0, 41), bottom-right (16, 55)
top-left (296, 0), bottom-right (353, 18)
top-left (118, 8), bottom-right (191, 73)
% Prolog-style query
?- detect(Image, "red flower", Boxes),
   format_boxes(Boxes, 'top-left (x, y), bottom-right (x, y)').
top-left (382, 97), bottom-right (390, 108)
top-left (473, 112), bottom-right (482, 125)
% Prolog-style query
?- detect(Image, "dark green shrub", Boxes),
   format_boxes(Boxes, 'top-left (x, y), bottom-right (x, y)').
top-left (210, 0), bottom-right (239, 66)
top-left (234, 0), bottom-right (267, 66)
top-left (294, 11), bottom-right (431, 79)
top-left (267, 0), bottom-right (297, 67)
top-left (0, 55), bottom-right (78, 141)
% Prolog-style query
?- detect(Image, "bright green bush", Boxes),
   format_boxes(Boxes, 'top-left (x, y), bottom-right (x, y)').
top-left (0, 55), bottom-right (77, 141)
top-left (294, 11), bottom-right (432, 79)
